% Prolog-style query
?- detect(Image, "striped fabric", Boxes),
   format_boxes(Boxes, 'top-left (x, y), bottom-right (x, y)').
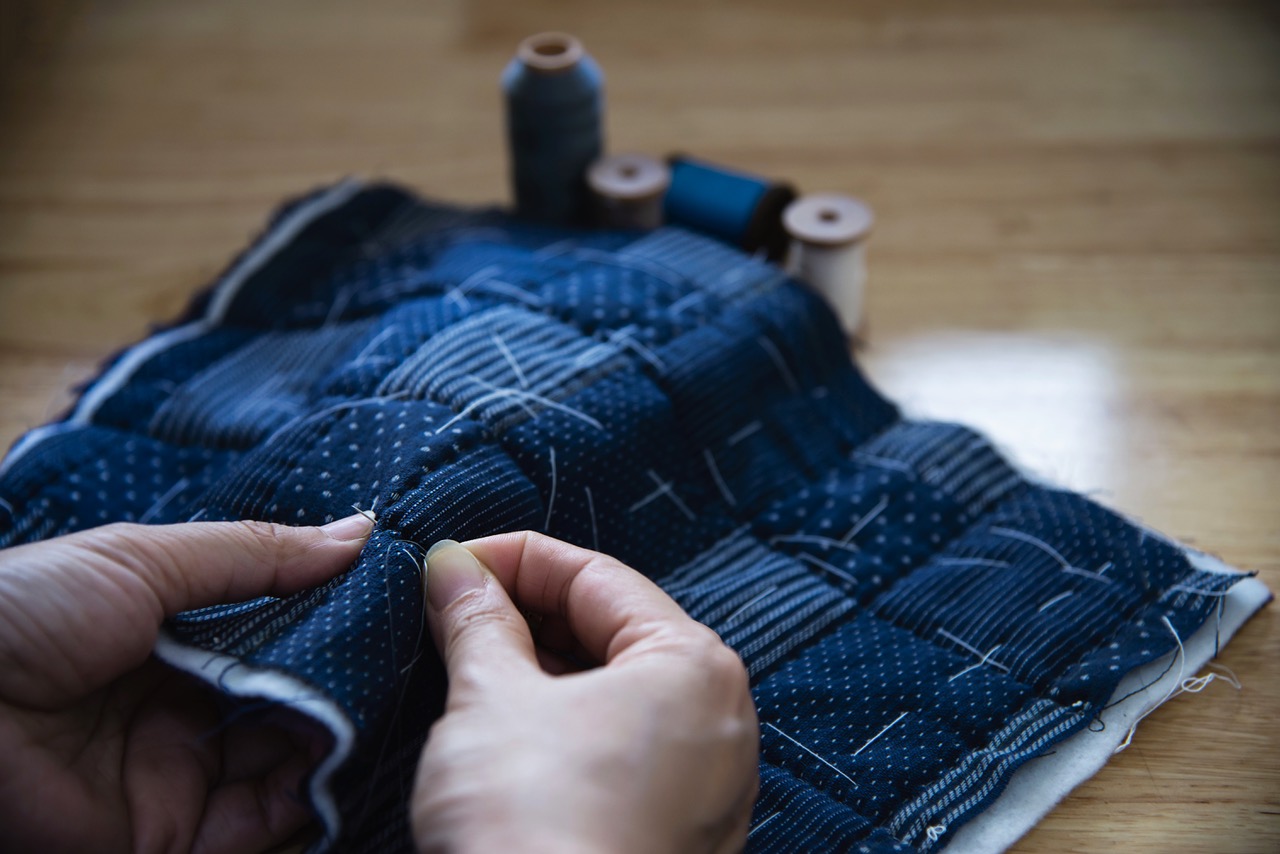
top-left (0, 182), bottom-right (1259, 853)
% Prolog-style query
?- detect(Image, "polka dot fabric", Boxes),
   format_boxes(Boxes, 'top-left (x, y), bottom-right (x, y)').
top-left (0, 181), bottom-right (1252, 853)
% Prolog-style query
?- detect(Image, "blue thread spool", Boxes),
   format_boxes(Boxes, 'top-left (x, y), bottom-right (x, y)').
top-left (503, 32), bottom-right (605, 225)
top-left (663, 155), bottom-right (796, 260)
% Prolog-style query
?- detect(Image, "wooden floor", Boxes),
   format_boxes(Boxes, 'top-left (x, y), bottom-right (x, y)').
top-left (1, 1), bottom-right (1276, 850)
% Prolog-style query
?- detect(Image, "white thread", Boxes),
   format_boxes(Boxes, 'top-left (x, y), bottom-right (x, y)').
top-left (747, 811), bottom-right (782, 839)
top-left (936, 628), bottom-right (1011, 673)
top-left (668, 290), bottom-right (707, 317)
top-left (1060, 564), bottom-right (1114, 584)
top-left (756, 336), bottom-right (799, 393)
top-left (795, 551), bottom-right (860, 586)
top-left (728, 420), bottom-right (763, 446)
top-left (323, 285), bottom-right (354, 327)
top-left (186, 508), bottom-right (208, 523)
top-left (433, 385), bottom-right (603, 435)
top-left (609, 326), bottom-right (666, 371)
top-left (725, 586), bottom-right (777, 626)
top-left (852, 711), bottom-right (909, 757)
top-left (0, 495), bottom-right (15, 517)
top-left (489, 332), bottom-right (529, 389)
top-left (584, 486), bottom-right (599, 551)
top-left (1115, 616), bottom-right (1187, 753)
top-left (850, 451), bottom-right (914, 474)
top-left (139, 477), bottom-right (191, 524)
top-left (628, 470), bottom-right (696, 521)
top-left (353, 325), bottom-right (399, 364)
top-left (926, 824), bottom-right (948, 843)
top-left (841, 495), bottom-right (888, 544)
top-left (544, 447), bottom-right (558, 530)
top-left (935, 557), bottom-right (1010, 569)
top-left (765, 722), bottom-right (859, 789)
top-left (990, 525), bottom-right (1111, 582)
top-left (266, 392), bottom-right (411, 447)
top-left (702, 448), bottom-right (737, 507)
top-left (1169, 582), bottom-right (1233, 598)
top-left (1037, 590), bottom-right (1075, 612)
top-left (770, 533), bottom-right (861, 555)
top-left (948, 644), bottom-right (1008, 682)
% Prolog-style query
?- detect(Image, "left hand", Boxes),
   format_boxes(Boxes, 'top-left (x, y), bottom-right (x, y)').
top-left (0, 514), bottom-right (372, 854)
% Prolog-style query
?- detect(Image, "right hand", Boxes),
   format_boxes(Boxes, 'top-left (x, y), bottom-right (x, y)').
top-left (411, 532), bottom-right (760, 854)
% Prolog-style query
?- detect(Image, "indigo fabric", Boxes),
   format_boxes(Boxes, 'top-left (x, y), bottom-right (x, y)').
top-left (0, 181), bottom-right (1245, 852)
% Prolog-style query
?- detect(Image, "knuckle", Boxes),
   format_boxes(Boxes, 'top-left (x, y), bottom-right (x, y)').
top-left (233, 519), bottom-right (294, 568)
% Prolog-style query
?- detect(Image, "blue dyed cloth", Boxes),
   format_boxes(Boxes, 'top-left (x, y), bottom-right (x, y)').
top-left (0, 182), bottom-right (1243, 852)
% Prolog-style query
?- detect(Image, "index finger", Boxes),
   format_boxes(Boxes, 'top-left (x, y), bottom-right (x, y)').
top-left (459, 531), bottom-right (705, 666)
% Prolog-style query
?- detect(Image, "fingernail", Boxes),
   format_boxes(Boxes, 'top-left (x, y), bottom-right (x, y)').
top-left (425, 539), bottom-right (488, 610)
top-left (321, 513), bottom-right (375, 542)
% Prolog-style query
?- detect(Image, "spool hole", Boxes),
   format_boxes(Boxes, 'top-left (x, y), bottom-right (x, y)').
top-left (619, 164), bottom-right (639, 179)
top-left (818, 208), bottom-right (840, 223)
top-left (533, 39), bottom-right (568, 57)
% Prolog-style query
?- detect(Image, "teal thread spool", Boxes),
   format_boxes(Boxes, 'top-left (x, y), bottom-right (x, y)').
top-left (664, 155), bottom-right (796, 260)
top-left (503, 32), bottom-right (605, 225)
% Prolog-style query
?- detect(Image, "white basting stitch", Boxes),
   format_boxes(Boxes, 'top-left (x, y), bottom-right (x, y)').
top-left (668, 290), bottom-right (707, 317)
top-left (139, 477), bottom-right (191, 524)
top-left (747, 811), bottom-right (782, 839)
top-left (610, 327), bottom-right (666, 371)
top-left (850, 451), bottom-right (915, 474)
top-left (948, 644), bottom-right (1008, 683)
top-left (852, 711), bottom-right (909, 757)
top-left (1037, 590), bottom-right (1075, 612)
top-left (765, 722), bottom-right (859, 789)
top-left (841, 495), bottom-right (889, 544)
top-left (937, 628), bottom-right (1011, 674)
top-left (728, 421), bottom-right (763, 446)
top-left (353, 325), bottom-right (400, 365)
top-left (702, 448), bottom-right (737, 507)
top-left (756, 336), bottom-right (799, 393)
top-left (795, 552), bottom-right (860, 587)
top-left (770, 533), bottom-right (861, 555)
top-left (934, 557), bottom-right (1010, 569)
top-left (628, 470), bottom-right (696, 521)
top-left (724, 586), bottom-right (778, 626)
top-left (433, 385), bottom-right (603, 435)
top-left (490, 332), bottom-right (529, 389)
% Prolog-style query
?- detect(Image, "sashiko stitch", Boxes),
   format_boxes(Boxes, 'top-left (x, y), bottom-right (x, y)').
top-left (0, 181), bottom-right (1267, 853)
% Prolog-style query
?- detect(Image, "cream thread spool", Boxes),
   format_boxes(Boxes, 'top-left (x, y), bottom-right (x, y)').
top-left (586, 153), bottom-right (670, 230)
top-left (783, 193), bottom-right (874, 336)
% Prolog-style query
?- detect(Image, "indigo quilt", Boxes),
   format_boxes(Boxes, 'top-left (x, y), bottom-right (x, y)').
top-left (0, 181), bottom-right (1267, 853)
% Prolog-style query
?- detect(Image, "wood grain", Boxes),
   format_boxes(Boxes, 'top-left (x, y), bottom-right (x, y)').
top-left (1, 1), bottom-right (1276, 850)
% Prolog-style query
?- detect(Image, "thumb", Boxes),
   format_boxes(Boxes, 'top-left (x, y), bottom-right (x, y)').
top-left (0, 514), bottom-right (373, 707)
top-left (424, 540), bottom-right (538, 690)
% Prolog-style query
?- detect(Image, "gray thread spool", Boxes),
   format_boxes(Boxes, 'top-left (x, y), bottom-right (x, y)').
top-left (502, 32), bottom-right (605, 225)
top-left (587, 153), bottom-right (670, 230)
top-left (784, 193), bottom-right (875, 336)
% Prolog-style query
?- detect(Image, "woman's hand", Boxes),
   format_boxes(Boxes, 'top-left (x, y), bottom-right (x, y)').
top-left (0, 514), bottom-right (373, 854)
top-left (412, 532), bottom-right (760, 854)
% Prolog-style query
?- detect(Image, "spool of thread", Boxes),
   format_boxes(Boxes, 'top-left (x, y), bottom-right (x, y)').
top-left (586, 153), bottom-right (670, 230)
top-left (663, 155), bottom-right (796, 260)
top-left (502, 32), bottom-right (605, 225)
top-left (783, 193), bottom-right (874, 335)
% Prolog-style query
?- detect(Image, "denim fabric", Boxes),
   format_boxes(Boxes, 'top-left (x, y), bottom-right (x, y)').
top-left (0, 182), bottom-right (1245, 853)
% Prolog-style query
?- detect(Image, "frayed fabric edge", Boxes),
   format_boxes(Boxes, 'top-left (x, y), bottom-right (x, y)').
top-left (153, 631), bottom-right (356, 851)
top-left (942, 547), bottom-right (1271, 854)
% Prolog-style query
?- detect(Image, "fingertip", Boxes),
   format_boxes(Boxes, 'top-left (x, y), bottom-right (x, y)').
top-left (319, 512), bottom-right (375, 543)
top-left (424, 540), bottom-right (490, 612)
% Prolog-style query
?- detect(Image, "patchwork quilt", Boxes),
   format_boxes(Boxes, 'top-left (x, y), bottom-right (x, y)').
top-left (0, 181), bottom-right (1267, 852)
